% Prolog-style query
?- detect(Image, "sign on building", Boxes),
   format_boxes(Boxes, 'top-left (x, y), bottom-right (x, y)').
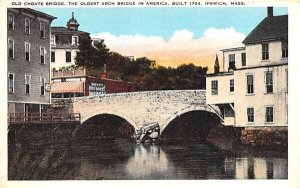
top-left (89, 82), bottom-right (106, 96)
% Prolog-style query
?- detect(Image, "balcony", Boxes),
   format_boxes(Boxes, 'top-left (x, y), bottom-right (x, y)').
top-left (52, 68), bottom-right (86, 78)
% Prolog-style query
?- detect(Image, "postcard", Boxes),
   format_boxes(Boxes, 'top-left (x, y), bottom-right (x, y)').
top-left (1, 0), bottom-right (300, 187)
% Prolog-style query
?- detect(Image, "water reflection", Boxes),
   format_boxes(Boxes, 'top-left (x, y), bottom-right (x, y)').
top-left (126, 144), bottom-right (175, 179)
top-left (8, 140), bottom-right (288, 180)
top-left (226, 157), bottom-right (288, 179)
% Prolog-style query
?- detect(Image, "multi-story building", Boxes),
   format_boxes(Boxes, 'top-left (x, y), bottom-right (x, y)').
top-left (206, 7), bottom-right (288, 128)
top-left (50, 12), bottom-right (90, 70)
top-left (7, 8), bottom-right (56, 114)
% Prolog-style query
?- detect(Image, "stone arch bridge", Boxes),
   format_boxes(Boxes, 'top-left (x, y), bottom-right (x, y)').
top-left (71, 90), bottom-right (222, 132)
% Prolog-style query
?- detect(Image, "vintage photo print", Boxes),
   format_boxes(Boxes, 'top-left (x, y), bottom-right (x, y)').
top-left (1, 0), bottom-right (300, 187)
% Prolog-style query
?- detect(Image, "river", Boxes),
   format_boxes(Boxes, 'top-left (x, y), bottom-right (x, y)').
top-left (8, 138), bottom-right (287, 180)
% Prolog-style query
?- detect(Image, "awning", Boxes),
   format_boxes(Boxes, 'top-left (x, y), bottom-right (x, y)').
top-left (51, 82), bottom-right (84, 94)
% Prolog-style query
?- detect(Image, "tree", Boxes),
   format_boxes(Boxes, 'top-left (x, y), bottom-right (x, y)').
top-left (75, 35), bottom-right (109, 69)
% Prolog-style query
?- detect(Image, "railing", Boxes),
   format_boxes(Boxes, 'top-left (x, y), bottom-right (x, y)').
top-left (52, 68), bottom-right (86, 78)
top-left (9, 113), bottom-right (81, 124)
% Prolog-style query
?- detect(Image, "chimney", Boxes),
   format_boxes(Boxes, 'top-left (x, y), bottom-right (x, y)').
top-left (100, 64), bottom-right (107, 79)
top-left (103, 64), bottom-right (107, 73)
top-left (268, 7), bottom-right (273, 17)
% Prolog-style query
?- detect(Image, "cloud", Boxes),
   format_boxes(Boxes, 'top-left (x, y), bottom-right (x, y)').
top-left (91, 27), bottom-right (245, 72)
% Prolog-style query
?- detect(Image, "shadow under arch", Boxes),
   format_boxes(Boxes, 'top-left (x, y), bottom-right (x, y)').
top-left (160, 105), bottom-right (222, 133)
top-left (81, 109), bottom-right (139, 131)
top-left (160, 109), bottom-right (221, 142)
top-left (71, 109), bottom-right (138, 140)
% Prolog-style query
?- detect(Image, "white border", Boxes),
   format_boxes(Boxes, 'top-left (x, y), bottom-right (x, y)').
top-left (1, 1), bottom-right (300, 188)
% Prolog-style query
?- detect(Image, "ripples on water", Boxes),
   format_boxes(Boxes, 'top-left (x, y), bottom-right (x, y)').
top-left (8, 139), bottom-right (288, 180)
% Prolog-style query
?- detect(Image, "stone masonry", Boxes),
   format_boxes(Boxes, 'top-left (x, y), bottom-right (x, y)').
top-left (71, 90), bottom-right (222, 132)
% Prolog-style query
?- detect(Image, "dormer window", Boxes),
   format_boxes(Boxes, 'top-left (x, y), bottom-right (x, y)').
top-left (50, 35), bottom-right (56, 45)
top-left (72, 36), bottom-right (79, 45)
top-left (282, 40), bottom-right (288, 58)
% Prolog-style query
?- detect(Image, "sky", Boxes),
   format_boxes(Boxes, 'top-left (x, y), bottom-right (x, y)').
top-left (38, 7), bottom-right (288, 72)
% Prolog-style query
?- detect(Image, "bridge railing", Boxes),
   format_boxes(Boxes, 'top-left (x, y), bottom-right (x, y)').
top-left (9, 113), bottom-right (81, 125)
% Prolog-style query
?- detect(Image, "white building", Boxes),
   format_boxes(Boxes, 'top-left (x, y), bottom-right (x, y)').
top-left (206, 7), bottom-right (288, 128)
top-left (50, 12), bottom-right (89, 70)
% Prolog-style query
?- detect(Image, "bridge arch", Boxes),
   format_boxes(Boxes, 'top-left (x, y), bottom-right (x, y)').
top-left (160, 105), bottom-right (222, 133)
top-left (81, 109), bottom-right (139, 131)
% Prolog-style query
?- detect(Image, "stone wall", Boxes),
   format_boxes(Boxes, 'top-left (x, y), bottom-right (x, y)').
top-left (240, 127), bottom-right (288, 147)
top-left (71, 90), bottom-right (222, 132)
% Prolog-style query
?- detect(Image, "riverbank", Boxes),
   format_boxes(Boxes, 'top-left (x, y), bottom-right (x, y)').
top-left (207, 125), bottom-right (288, 151)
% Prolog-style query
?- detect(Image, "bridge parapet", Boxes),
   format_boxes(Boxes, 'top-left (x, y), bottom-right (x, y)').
top-left (71, 90), bottom-right (221, 132)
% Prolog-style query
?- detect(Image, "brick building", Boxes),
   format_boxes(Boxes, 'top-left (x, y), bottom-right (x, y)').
top-left (51, 68), bottom-right (136, 98)
top-left (7, 8), bottom-right (56, 114)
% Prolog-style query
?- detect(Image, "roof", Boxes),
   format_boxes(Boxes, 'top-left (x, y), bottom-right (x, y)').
top-left (220, 47), bottom-right (245, 52)
top-left (51, 82), bottom-right (84, 93)
top-left (243, 15), bottom-right (288, 44)
top-left (206, 72), bottom-right (234, 77)
top-left (9, 8), bottom-right (56, 21)
top-left (68, 12), bottom-right (79, 26)
top-left (51, 27), bottom-right (89, 35)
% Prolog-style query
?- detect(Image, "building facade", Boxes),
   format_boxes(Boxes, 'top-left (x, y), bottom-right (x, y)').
top-left (7, 8), bottom-right (56, 114)
top-left (50, 12), bottom-right (89, 70)
top-left (51, 68), bottom-right (136, 98)
top-left (206, 7), bottom-right (288, 128)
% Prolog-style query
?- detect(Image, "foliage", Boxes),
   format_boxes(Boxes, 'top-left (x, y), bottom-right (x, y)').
top-left (75, 35), bottom-right (109, 69)
top-left (74, 36), bottom-right (207, 90)
top-left (105, 54), bottom-right (207, 90)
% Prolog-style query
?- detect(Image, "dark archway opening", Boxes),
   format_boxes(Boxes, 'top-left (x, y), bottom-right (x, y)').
top-left (160, 111), bottom-right (221, 143)
top-left (76, 114), bottom-right (135, 140)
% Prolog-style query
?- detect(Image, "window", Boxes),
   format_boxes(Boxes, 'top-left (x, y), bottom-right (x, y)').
top-left (72, 36), bottom-right (79, 45)
top-left (66, 51), bottom-right (71, 63)
top-left (8, 39), bottom-right (14, 58)
top-left (40, 78), bottom-right (45, 96)
top-left (241, 53), bottom-right (246, 66)
top-left (8, 73), bottom-right (14, 93)
top-left (40, 22), bottom-right (45, 38)
top-left (265, 71), bottom-right (273, 93)
top-left (286, 70), bottom-right (288, 92)
top-left (25, 42), bottom-right (30, 61)
top-left (266, 106), bottom-right (274, 123)
top-left (247, 107), bottom-right (254, 122)
top-left (262, 43), bottom-right (269, 60)
top-left (51, 51), bottom-right (55, 62)
top-left (25, 74), bottom-right (31, 94)
top-left (8, 14), bottom-right (14, 30)
top-left (246, 74), bottom-right (254, 94)
top-left (25, 18), bottom-right (30, 34)
top-left (230, 79), bottom-right (234, 93)
top-left (286, 104), bottom-right (288, 123)
top-left (282, 40), bottom-right (288, 58)
top-left (40, 47), bottom-right (45, 64)
top-left (50, 35), bottom-right (56, 45)
top-left (228, 54), bottom-right (236, 70)
top-left (211, 80), bottom-right (218, 95)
